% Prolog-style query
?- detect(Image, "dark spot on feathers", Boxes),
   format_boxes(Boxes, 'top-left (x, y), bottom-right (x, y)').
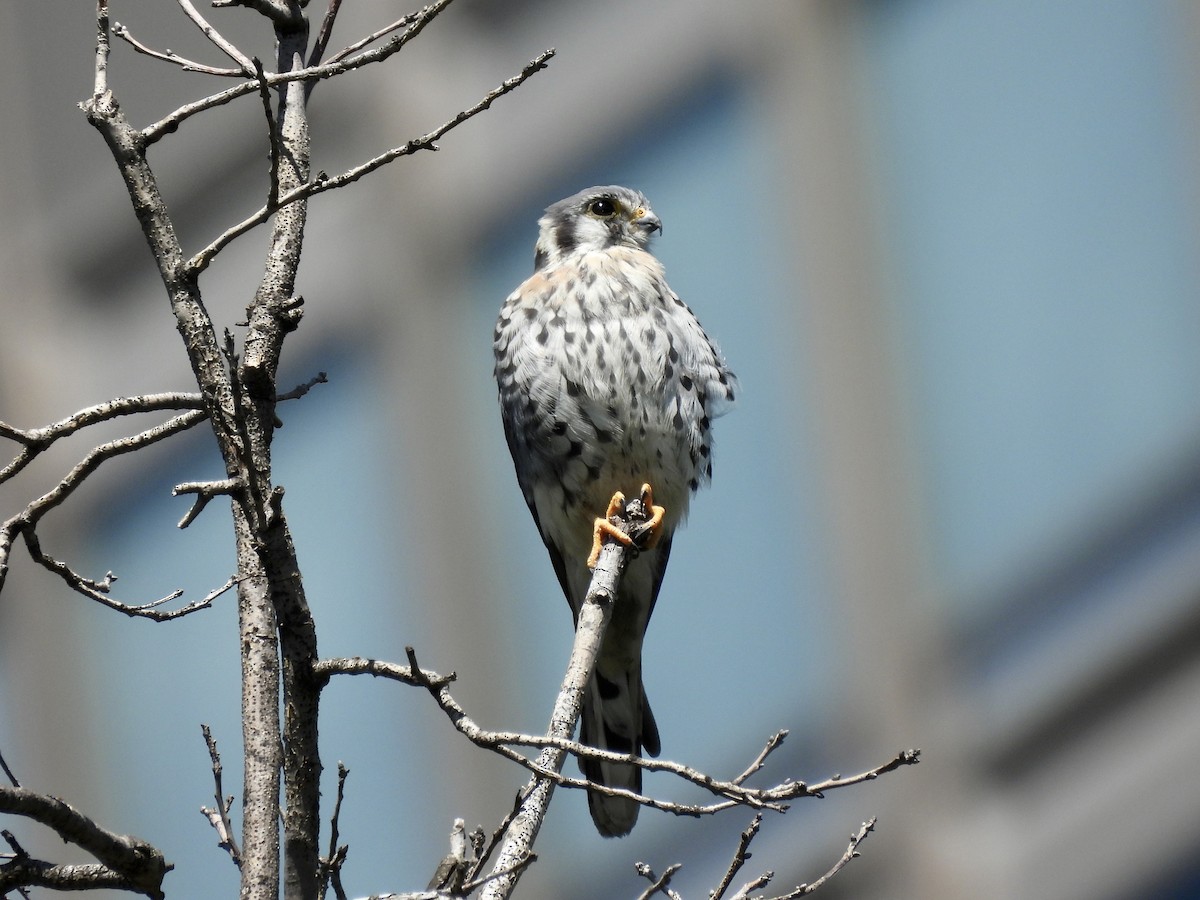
top-left (679, 374), bottom-right (693, 390)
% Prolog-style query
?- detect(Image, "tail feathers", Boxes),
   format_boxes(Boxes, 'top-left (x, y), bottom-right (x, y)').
top-left (579, 669), bottom-right (660, 837)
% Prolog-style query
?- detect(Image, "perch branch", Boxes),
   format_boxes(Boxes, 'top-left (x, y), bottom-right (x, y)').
top-left (477, 494), bottom-right (648, 900)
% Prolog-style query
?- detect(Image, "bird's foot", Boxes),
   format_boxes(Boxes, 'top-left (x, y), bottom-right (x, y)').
top-left (586, 483), bottom-right (666, 569)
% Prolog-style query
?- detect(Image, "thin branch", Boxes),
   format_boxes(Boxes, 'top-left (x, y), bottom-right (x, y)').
top-left (0, 785), bottom-right (170, 899)
top-left (187, 47), bottom-right (555, 273)
top-left (325, 11), bottom-right (422, 65)
top-left (0, 748), bottom-right (20, 787)
top-left (477, 494), bottom-right (651, 900)
top-left (176, 0), bottom-right (257, 74)
top-left (211, 0), bottom-right (299, 26)
top-left (251, 56), bottom-right (283, 212)
top-left (317, 763), bottom-right (350, 900)
top-left (92, 0), bottom-right (110, 97)
top-left (276, 371), bottom-right (329, 402)
top-left (306, 0), bottom-right (343, 70)
top-left (322, 649), bottom-right (919, 816)
top-left (0, 392), bottom-right (205, 484)
top-left (0, 409), bottom-right (208, 601)
top-left (111, 21), bottom-right (243, 76)
top-left (142, 0), bottom-right (461, 144)
top-left (174, 478), bottom-right (241, 528)
top-left (711, 815), bottom-right (763, 900)
top-left (733, 732), bottom-right (788, 785)
top-left (465, 790), bottom-right (523, 886)
top-left (634, 862), bottom-right (684, 900)
top-left (738, 819), bottom-right (877, 900)
top-left (200, 724), bottom-right (242, 868)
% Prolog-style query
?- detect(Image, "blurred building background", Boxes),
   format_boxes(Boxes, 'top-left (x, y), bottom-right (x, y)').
top-left (3, 1), bottom-right (1200, 898)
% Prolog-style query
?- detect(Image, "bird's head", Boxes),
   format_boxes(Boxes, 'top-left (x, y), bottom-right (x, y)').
top-left (533, 185), bottom-right (662, 270)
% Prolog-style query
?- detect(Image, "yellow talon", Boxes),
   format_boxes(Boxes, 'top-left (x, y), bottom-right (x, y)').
top-left (588, 491), bottom-right (632, 569)
top-left (586, 484), bottom-right (667, 569)
top-left (637, 483), bottom-right (666, 549)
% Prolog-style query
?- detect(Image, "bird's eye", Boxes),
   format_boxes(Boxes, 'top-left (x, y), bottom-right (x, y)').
top-left (587, 198), bottom-right (617, 217)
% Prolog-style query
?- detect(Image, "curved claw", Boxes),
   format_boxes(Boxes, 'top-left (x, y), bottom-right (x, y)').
top-left (586, 484), bottom-right (667, 569)
top-left (588, 492), bottom-right (632, 569)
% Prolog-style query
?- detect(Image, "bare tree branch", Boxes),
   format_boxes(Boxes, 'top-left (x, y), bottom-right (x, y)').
top-left (92, 0), bottom-right (111, 96)
top-left (0, 392), bottom-right (205, 483)
top-left (316, 654), bottom-right (920, 817)
top-left (173, 478), bottom-right (241, 528)
top-left (199, 724), bottom-right (242, 868)
top-left (306, 0), bottom-right (343, 73)
top-left (0, 785), bottom-right (171, 899)
top-left (711, 815), bottom-right (763, 900)
top-left (324, 11), bottom-right (422, 65)
top-left (211, 0), bottom-right (301, 26)
top-left (0, 409), bottom-right (208, 604)
top-left (477, 497), bottom-right (651, 900)
top-left (141, 0), bottom-right (460, 144)
top-left (176, 0), bottom-right (257, 75)
top-left (734, 818), bottom-right (878, 900)
top-left (317, 762), bottom-right (350, 900)
top-left (634, 862), bottom-right (684, 900)
top-left (187, 47), bottom-right (555, 274)
top-left (112, 21), bottom-right (244, 76)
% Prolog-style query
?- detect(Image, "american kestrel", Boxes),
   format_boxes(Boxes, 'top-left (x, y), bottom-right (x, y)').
top-left (494, 185), bottom-right (737, 836)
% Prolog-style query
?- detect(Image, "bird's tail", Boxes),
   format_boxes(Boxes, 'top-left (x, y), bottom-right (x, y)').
top-left (579, 666), bottom-right (661, 837)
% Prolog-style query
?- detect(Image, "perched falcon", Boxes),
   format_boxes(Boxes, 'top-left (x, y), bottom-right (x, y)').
top-left (493, 185), bottom-right (737, 837)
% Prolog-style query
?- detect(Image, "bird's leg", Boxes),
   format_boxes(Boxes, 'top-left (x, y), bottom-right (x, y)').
top-left (586, 483), bottom-right (667, 569)
top-left (588, 491), bottom-right (632, 569)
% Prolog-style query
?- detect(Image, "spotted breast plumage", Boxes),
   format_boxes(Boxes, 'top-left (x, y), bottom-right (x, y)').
top-left (493, 185), bottom-right (737, 837)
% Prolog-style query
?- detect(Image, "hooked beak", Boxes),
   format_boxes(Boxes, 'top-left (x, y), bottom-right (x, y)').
top-left (632, 209), bottom-right (663, 237)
